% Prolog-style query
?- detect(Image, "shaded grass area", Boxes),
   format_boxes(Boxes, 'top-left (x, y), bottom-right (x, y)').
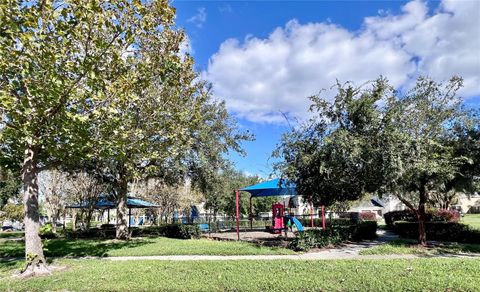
top-left (1, 258), bottom-right (479, 291)
top-left (360, 239), bottom-right (480, 256)
top-left (0, 237), bottom-right (295, 258)
top-left (462, 214), bottom-right (480, 230)
top-left (0, 232), bottom-right (24, 239)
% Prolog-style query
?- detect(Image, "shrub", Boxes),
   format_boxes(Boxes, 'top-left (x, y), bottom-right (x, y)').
top-left (39, 223), bottom-right (58, 239)
top-left (393, 221), bottom-right (480, 244)
top-left (429, 209), bottom-right (460, 223)
top-left (351, 221), bottom-right (378, 240)
top-left (132, 224), bottom-right (200, 239)
top-left (288, 222), bottom-right (378, 251)
top-left (384, 209), bottom-right (460, 228)
top-left (359, 212), bottom-right (377, 222)
top-left (384, 210), bottom-right (417, 227)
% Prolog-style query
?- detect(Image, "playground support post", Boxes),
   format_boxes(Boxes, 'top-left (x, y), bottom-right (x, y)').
top-left (249, 195), bottom-right (253, 231)
top-left (321, 205), bottom-right (326, 229)
top-left (128, 208), bottom-right (132, 227)
top-left (235, 190), bottom-right (240, 240)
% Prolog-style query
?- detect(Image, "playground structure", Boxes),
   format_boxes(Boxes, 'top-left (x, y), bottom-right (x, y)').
top-left (234, 178), bottom-right (326, 240)
top-left (272, 203), bottom-right (304, 234)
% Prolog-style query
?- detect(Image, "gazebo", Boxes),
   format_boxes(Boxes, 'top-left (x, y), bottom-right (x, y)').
top-left (235, 178), bottom-right (325, 240)
top-left (67, 195), bottom-right (158, 227)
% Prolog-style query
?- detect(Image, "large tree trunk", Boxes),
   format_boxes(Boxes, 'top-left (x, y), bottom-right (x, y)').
top-left (417, 184), bottom-right (428, 246)
top-left (21, 147), bottom-right (49, 276)
top-left (116, 177), bottom-right (129, 240)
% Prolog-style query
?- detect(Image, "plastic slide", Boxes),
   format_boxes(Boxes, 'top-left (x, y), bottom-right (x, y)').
top-left (289, 216), bottom-right (304, 232)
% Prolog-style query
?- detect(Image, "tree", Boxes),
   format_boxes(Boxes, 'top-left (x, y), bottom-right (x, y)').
top-left (87, 33), bottom-right (251, 238)
top-left (66, 172), bottom-right (105, 230)
top-left (276, 76), bottom-right (478, 245)
top-left (274, 79), bottom-right (389, 207)
top-left (38, 170), bottom-right (69, 234)
top-left (0, 167), bottom-right (21, 207)
top-left (1, 203), bottom-right (23, 222)
top-left (376, 77), bottom-right (476, 245)
top-left (0, 0), bottom-right (178, 275)
top-left (131, 178), bottom-right (203, 224)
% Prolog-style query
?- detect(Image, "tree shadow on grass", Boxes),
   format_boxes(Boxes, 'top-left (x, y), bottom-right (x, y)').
top-left (385, 239), bottom-right (480, 254)
top-left (0, 238), bottom-right (155, 258)
top-left (44, 238), bottom-right (155, 257)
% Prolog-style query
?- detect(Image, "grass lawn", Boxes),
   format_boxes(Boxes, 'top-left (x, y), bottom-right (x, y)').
top-left (0, 232), bottom-right (24, 239)
top-left (359, 239), bottom-right (480, 256)
top-left (461, 214), bottom-right (480, 230)
top-left (0, 237), bottom-right (295, 258)
top-left (0, 258), bottom-right (479, 291)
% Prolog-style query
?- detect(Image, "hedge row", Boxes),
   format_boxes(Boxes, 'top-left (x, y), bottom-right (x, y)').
top-left (133, 224), bottom-right (200, 239)
top-left (62, 224), bottom-right (201, 240)
top-left (289, 221), bottom-right (377, 251)
top-left (393, 221), bottom-right (480, 244)
top-left (299, 218), bottom-right (353, 227)
top-left (384, 209), bottom-right (460, 228)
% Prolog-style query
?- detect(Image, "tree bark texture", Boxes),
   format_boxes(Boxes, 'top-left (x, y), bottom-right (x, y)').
top-left (417, 183), bottom-right (428, 246)
top-left (22, 146), bottom-right (49, 275)
top-left (116, 178), bottom-right (129, 240)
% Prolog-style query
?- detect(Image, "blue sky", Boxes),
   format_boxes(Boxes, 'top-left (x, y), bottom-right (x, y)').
top-left (172, 0), bottom-right (480, 177)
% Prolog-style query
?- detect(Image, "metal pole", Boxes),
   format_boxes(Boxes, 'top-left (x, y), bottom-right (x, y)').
top-left (235, 190), bottom-right (240, 240)
top-left (128, 208), bottom-right (131, 227)
top-left (249, 195), bottom-right (253, 231)
top-left (321, 205), bottom-right (326, 229)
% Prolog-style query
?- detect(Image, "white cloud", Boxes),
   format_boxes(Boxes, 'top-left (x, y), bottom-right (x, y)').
top-left (204, 0), bottom-right (480, 123)
top-left (187, 7), bottom-right (207, 28)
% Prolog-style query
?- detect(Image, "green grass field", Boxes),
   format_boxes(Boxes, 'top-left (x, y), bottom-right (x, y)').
top-left (359, 239), bottom-right (480, 256)
top-left (0, 237), bottom-right (295, 258)
top-left (0, 258), bottom-right (479, 291)
top-left (462, 214), bottom-right (480, 230)
top-left (0, 232), bottom-right (24, 239)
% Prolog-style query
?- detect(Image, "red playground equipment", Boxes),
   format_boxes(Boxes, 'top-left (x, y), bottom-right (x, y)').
top-left (272, 203), bottom-right (285, 233)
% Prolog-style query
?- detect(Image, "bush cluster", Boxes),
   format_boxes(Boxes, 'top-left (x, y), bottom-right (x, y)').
top-left (132, 224), bottom-right (200, 239)
top-left (359, 212), bottom-right (377, 221)
top-left (64, 223), bottom-right (201, 240)
top-left (384, 209), bottom-right (460, 228)
top-left (288, 221), bottom-right (377, 251)
top-left (393, 221), bottom-right (480, 244)
top-left (39, 223), bottom-right (58, 239)
top-left (299, 218), bottom-right (352, 227)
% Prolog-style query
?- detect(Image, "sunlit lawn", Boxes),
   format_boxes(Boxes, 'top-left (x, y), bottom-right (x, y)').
top-left (0, 258), bottom-right (479, 291)
top-left (462, 214), bottom-right (480, 230)
top-left (360, 239), bottom-right (480, 256)
top-left (0, 236), bottom-right (295, 258)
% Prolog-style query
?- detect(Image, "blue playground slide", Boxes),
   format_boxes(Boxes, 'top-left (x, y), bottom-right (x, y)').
top-left (289, 216), bottom-right (304, 232)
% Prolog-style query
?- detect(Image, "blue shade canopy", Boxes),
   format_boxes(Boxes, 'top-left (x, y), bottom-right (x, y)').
top-left (67, 196), bottom-right (158, 209)
top-left (240, 178), bottom-right (297, 197)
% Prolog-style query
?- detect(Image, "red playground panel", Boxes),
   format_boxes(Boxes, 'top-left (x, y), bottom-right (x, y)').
top-left (272, 203), bottom-right (284, 233)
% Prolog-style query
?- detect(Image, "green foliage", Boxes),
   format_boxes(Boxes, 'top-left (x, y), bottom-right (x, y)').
top-left (393, 221), bottom-right (480, 243)
top-left (132, 224), bottom-right (200, 239)
top-left (289, 222), bottom-right (377, 251)
top-left (39, 223), bottom-right (58, 239)
top-left (0, 168), bottom-right (20, 207)
top-left (0, 203), bottom-right (23, 221)
top-left (202, 167), bottom-right (260, 217)
top-left (384, 209), bottom-right (460, 228)
top-left (275, 75), bottom-right (479, 244)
